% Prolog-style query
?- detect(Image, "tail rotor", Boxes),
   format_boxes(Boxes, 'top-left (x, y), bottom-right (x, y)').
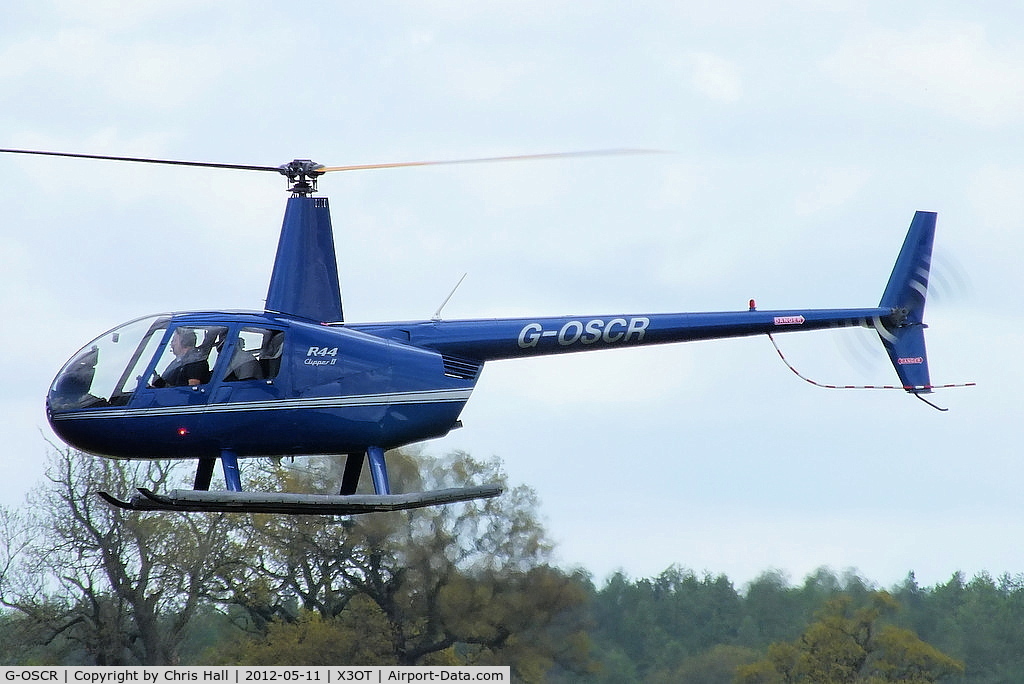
top-left (877, 211), bottom-right (936, 395)
top-left (768, 211), bottom-right (974, 410)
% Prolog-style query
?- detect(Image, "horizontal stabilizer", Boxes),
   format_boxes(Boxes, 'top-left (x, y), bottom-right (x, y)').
top-left (99, 485), bottom-right (502, 515)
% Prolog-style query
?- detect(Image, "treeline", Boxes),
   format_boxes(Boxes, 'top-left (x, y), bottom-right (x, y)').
top-left (0, 448), bottom-right (1019, 683)
top-left (584, 566), bottom-right (1023, 683)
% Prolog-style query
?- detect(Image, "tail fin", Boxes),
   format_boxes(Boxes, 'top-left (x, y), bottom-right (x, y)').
top-left (877, 211), bottom-right (936, 393)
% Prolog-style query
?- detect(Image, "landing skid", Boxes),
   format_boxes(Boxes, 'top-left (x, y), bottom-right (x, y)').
top-left (98, 485), bottom-right (503, 515)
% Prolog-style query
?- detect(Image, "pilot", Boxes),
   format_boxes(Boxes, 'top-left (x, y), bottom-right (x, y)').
top-left (151, 328), bottom-right (210, 387)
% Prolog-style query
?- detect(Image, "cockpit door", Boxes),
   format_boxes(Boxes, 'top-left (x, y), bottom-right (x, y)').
top-left (208, 326), bottom-right (287, 405)
top-left (129, 324), bottom-right (228, 410)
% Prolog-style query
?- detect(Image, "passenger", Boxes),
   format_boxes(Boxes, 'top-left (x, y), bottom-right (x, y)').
top-left (151, 328), bottom-right (210, 387)
top-left (224, 338), bottom-right (263, 382)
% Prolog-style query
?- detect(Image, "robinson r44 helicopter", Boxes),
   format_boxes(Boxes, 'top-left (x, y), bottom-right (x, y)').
top-left (4, 147), bottom-right (968, 515)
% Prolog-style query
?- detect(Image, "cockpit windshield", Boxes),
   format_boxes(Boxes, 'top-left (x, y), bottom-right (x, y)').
top-left (49, 315), bottom-right (170, 410)
top-left (49, 316), bottom-right (278, 412)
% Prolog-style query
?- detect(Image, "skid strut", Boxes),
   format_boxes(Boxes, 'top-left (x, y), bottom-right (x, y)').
top-left (340, 453), bottom-right (363, 495)
top-left (367, 445), bottom-right (390, 494)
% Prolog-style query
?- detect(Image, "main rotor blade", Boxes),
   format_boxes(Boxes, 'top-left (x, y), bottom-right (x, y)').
top-left (0, 148), bottom-right (279, 173)
top-left (0, 147), bottom-right (665, 188)
top-left (317, 148), bottom-right (663, 173)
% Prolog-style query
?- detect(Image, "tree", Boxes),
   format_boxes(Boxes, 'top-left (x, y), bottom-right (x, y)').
top-left (219, 449), bottom-right (593, 680)
top-left (230, 600), bottom-right (395, 665)
top-left (0, 447), bottom-right (250, 664)
top-left (740, 570), bottom-right (808, 648)
top-left (736, 591), bottom-right (964, 684)
top-left (586, 566), bottom-right (744, 682)
top-left (648, 644), bottom-right (760, 684)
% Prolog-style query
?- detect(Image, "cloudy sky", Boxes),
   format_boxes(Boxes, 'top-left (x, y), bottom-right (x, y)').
top-left (1, 1), bottom-right (1019, 588)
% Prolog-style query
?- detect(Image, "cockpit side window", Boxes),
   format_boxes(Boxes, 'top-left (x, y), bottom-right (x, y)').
top-left (223, 328), bottom-right (285, 382)
top-left (115, 322), bottom-right (168, 398)
top-left (150, 325), bottom-right (228, 388)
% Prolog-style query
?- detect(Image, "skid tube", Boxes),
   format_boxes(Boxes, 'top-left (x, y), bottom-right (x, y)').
top-left (98, 485), bottom-right (503, 515)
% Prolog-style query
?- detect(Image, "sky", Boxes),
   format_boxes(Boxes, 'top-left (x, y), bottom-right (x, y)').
top-left (1, 1), bottom-right (1020, 590)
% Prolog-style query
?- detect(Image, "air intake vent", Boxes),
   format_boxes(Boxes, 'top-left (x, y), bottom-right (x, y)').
top-left (442, 355), bottom-right (482, 380)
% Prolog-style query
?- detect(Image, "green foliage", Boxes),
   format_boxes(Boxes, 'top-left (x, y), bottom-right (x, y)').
top-left (739, 570), bottom-right (808, 647)
top-left (224, 599), bottom-right (395, 665)
top-left (588, 565), bottom-right (742, 678)
top-left (893, 571), bottom-right (1024, 682)
top-left (586, 568), bottom-right (974, 684)
top-left (225, 449), bottom-right (593, 680)
top-left (0, 447), bottom-right (593, 679)
top-left (0, 608), bottom-right (85, 664)
top-left (871, 624), bottom-right (965, 683)
top-left (650, 644), bottom-right (761, 684)
top-left (735, 592), bottom-right (964, 684)
top-left (0, 447), bottom-right (250, 665)
top-left (440, 566), bottom-right (594, 680)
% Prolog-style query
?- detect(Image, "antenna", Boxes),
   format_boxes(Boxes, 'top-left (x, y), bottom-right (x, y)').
top-left (432, 273), bottom-right (468, 321)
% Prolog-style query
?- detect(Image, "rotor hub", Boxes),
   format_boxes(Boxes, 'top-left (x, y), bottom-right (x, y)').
top-left (277, 159), bottom-right (325, 196)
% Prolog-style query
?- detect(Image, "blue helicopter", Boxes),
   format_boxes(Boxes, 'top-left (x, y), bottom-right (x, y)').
top-left (4, 148), bottom-right (956, 514)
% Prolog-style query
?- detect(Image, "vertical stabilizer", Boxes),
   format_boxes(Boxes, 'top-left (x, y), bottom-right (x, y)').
top-left (878, 211), bottom-right (935, 392)
top-left (265, 196), bottom-right (344, 322)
